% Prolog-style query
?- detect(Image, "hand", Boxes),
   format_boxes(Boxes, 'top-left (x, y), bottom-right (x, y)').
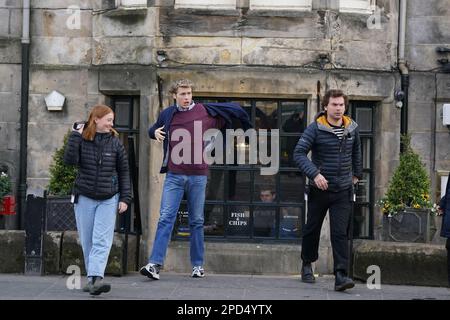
top-left (352, 176), bottom-right (359, 185)
top-left (314, 174), bottom-right (328, 191)
top-left (73, 123), bottom-right (84, 134)
top-left (155, 125), bottom-right (165, 143)
top-left (118, 202), bottom-right (128, 214)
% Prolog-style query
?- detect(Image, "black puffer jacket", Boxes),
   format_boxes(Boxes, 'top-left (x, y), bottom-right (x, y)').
top-left (63, 131), bottom-right (131, 204)
top-left (294, 112), bottom-right (362, 192)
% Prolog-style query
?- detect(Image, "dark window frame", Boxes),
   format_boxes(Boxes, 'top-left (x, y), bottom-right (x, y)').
top-left (172, 97), bottom-right (308, 243)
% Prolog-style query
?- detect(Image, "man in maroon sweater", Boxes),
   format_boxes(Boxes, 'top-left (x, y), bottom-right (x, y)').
top-left (140, 79), bottom-right (248, 280)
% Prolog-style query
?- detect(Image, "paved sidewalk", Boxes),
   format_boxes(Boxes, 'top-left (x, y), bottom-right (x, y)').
top-left (0, 272), bottom-right (449, 300)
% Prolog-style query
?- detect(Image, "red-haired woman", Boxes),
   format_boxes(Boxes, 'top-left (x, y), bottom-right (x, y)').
top-left (64, 104), bottom-right (131, 295)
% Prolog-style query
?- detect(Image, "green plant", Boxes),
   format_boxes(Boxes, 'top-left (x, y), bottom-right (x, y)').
top-left (47, 131), bottom-right (78, 196)
top-left (0, 171), bottom-right (12, 202)
top-left (377, 135), bottom-right (437, 217)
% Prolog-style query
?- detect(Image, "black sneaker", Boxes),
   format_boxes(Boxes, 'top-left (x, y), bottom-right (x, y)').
top-left (140, 263), bottom-right (161, 280)
top-left (191, 266), bottom-right (205, 278)
top-left (89, 277), bottom-right (111, 296)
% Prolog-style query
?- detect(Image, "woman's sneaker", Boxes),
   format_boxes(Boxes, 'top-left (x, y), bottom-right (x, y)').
top-left (140, 263), bottom-right (161, 280)
top-left (192, 266), bottom-right (205, 278)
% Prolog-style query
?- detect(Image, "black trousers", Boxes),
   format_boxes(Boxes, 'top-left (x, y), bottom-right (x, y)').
top-left (301, 187), bottom-right (352, 274)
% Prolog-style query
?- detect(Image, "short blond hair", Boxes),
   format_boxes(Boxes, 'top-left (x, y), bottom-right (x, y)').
top-left (169, 79), bottom-right (194, 95)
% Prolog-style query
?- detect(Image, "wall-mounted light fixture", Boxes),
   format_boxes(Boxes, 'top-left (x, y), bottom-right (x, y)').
top-left (156, 50), bottom-right (168, 67)
top-left (44, 90), bottom-right (65, 111)
top-left (394, 90), bottom-right (405, 109)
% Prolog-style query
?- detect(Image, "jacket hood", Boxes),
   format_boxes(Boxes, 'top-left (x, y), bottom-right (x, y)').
top-left (314, 112), bottom-right (358, 133)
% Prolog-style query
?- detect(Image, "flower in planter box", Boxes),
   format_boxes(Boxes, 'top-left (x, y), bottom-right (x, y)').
top-left (377, 135), bottom-right (438, 217)
top-left (0, 171), bottom-right (12, 203)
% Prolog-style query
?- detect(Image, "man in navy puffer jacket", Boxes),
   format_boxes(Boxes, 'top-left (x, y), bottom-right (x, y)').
top-left (294, 89), bottom-right (362, 292)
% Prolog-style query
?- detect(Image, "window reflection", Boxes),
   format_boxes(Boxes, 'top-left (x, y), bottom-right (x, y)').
top-left (279, 207), bottom-right (301, 239)
top-left (204, 205), bottom-right (224, 236)
top-left (227, 171), bottom-right (251, 201)
top-left (255, 101), bottom-right (277, 130)
top-left (206, 170), bottom-right (224, 201)
top-left (279, 172), bottom-right (305, 203)
top-left (280, 137), bottom-right (301, 168)
top-left (227, 206), bottom-right (250, 237)
top-left (174, 204), bottom-right (189, 238)
top-left (253, 174), bottom-right (277, 202)
top-left (253, 206), bottom-right (276, 237)
top-left (281, 102), bottom-right (306, 134)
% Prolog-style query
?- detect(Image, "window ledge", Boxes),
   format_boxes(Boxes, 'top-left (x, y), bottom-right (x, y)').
top-left (104, 6), bottom-right (148, 17)
top-left (246, 9), bottom-right (315, 17)
top-left (172, 8), bottom-right (241, 17)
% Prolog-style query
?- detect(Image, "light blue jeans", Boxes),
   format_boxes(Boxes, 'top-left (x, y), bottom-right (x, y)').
top-left (149, 172), bottom-right (207, 267)
top-left (74, 194), bottom-right (119, 278)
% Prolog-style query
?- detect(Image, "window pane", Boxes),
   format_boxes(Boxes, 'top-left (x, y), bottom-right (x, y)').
top-left (204, 205), bottom-right (224, 236)
top-left (356, 172), bottom-right (370, 203)
top-left (279, 207), bottom-right (302, 239)
top-left (280, 136), bottom-right (300, 168)
top-left (281, 102), bottom-right (306, 134)
top-left (255, 101), bottom-right (277, 130)
top-left (355, 108), bottom-right (372, 132)
top-left (174, 204), bottom-right (189, 238)
top-left (114, 100), bottom-right (131, 128)
top-left (353, 205), bottom-right (370, 238)
top-left (227, 205), bottom-right (250, 237)
top-left (253, 206), bottom-right (276, 237)
top-left (361, 138), bottom-right (371, 169)
top-left (206, 170), bottom-right (224, 200)
top-left (227, 170), bottom-right (251, 201)
top-left (279, 172), bottom-right (305, 203)
top-left (253, 174), bottom-right (276, 202)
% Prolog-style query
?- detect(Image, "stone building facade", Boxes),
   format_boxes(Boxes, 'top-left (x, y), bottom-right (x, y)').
top-left (1, 0), bottom-right (450, 274)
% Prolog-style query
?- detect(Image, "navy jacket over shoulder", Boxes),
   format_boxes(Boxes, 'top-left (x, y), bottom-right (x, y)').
top-left (293, 112), bottom-right (362, 192)
top-left (148, 102), bottom-right (252, 173)
top-left (439, 173), bottom-right (450, 238)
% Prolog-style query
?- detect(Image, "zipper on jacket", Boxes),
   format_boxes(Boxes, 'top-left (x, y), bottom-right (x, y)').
top-left (93, 137), bottom-right (106, 197)
top-left (336, 131), bottom-right (348, 179)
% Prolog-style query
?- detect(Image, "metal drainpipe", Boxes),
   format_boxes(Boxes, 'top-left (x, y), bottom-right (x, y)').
top-left (18, 0), bottom-right (30, 229)
top-left (398, 0), bottom-right (409, 145)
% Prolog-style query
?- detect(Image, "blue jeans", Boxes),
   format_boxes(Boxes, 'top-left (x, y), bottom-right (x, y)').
top-left (74, 194), bottom-right (119, 278)
top-left (149, 172), bottom-right (207, 267)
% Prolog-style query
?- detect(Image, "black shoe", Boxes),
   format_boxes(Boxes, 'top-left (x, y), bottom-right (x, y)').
top-left (334, 271), bottom-right (355, 291)
top-left (301, 263), bottom-right (316, 283)
top-left (89, 277), bottom-right (111, 296)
